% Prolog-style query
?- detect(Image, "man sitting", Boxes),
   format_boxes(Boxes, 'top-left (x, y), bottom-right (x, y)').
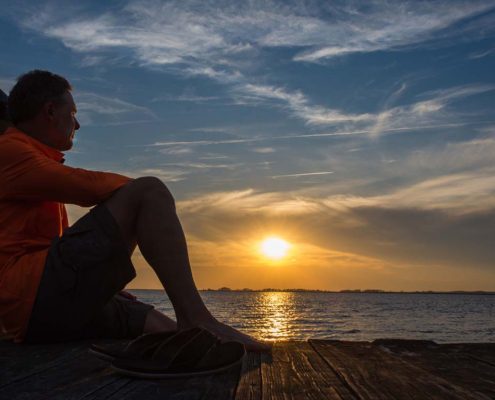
top-left (0, 70), bottom-right (268, 352)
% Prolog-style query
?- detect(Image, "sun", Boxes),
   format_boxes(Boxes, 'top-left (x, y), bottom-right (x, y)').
top-left (260, 237), bottom-right (291, 260)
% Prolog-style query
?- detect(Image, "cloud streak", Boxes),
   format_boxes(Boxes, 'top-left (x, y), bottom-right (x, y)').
top-left (16, 1), bottom-right (495, 133)
top-left (173, 150), bottom-right (495, 273)
top-left (137, 82), bottom-right (495, 149)
top-left (135, 120), bottom-right (495, 152)
top-left (20, 0), bottom-right (495, 72)
top-left (236, 83), bottom-right (376, 126)
top-left (75, 92), bottom-right (157, 126)
top-left (271, 171), bottom-right (334, 179)
top-left (292, 2), bottom-right (495, 62)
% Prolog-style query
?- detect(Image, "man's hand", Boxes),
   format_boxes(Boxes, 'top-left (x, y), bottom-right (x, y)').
top-left (118, 290), bottom-right (137, 301)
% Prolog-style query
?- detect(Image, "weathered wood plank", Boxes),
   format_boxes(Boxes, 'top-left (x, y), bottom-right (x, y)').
top-left (0, 340), bottom-right (90, 388)
top-left (78, 377), bottom-right (132, 400)
top-left (91, 365), bottom-right (241, 400)
top-left (374, 339), bottom-right (495, 399)
top-left (0, 347), bottom-right (120, 400)
top-left (310, 340), bottom-right (487, 400)
top-left (449, 343), bottom-right (495, 366)
top-left (3, 339), bottom-right (495, 400)
top-left (1, 338), bottom-right (240, 400)
top-left (261, 341), bottom-right (357, 400)
top-left (234, 352), bottom-right (262, 400)
top-left (198, 363), bottom-right (241, 400)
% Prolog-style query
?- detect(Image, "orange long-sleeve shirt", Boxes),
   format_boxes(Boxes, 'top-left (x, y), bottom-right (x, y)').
top-left (0, 127), bottom-right (132, 342)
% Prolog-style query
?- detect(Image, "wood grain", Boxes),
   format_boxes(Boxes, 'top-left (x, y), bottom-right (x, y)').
top-left (310, 339), bottom-right (489, 400)
top-left (260, 341), bottom-right (356, 400)
top-left (2, 339), bottom-right (495, 400)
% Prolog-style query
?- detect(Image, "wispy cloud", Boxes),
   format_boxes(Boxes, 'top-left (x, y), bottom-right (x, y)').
top-left (75, 92), bottom-right (158, 126)
top-left (233, 82), bottom-right (495, 133)
top-left (199, 154), bottom-right (230, 160)
top-left (143, 83), bottom-right (495, 142)
top-left (469, 47), bottom-right (495, 59)
top-left (369, 84), bottom-right (495, 136)
top-left (316, 169), bottom-right (495, 213)
top-left (178, 189), bottom-right (322, 215)
top-left (159, 147), bottom-right (194, 155)
top-left (138, 120), bottom-right (495, 152)
top-left (176, 182), bottom-right (495, 273)
top-left (237, 83), bottom-right (375, 126)
top-left (158, 162), bottom-right (241, 170)
top-left (15, 1), bottom-right (495, 134)
top-left (19, 0), bottom-right (495, 73)
top-left (253, 147), bottom-right (275, 154)
top-left (271, 171), bottom-right (334, 179)
top-left (376, 170), bottom-right (495, 211)
top-left (152, 94), bottom-right (221, 103)
top-left (124, 167), bottom-right (188, 182)
top-left (417, 84), bottom-right (495, 104)
top-left (291, 2), bottom-right (495, 62)
top-left (144, 137), bottom-right (262, 147)
top-left (177, 130), bottom-right (495, 215)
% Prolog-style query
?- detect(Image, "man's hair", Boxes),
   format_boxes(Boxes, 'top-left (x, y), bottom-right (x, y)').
top-left (0, 89), bottom-right (8, 121)
top-left (8, 70), bottom-right (72, 124)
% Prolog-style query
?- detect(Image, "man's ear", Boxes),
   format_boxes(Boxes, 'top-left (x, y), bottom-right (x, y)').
top-left (42, 101), bottom-right (56, 120)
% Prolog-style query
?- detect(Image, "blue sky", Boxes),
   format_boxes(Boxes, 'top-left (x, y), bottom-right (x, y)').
top-left (1, 0), bottom-right (495, 290)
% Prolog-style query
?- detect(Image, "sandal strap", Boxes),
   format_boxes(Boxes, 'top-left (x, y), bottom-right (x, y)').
top-left (110, 329), bottom-right (246, 377)
top-left (122, 330), bottom-right (177, 358)
top-left (148, 327), bottom-right (205, 367)
top-left (165, 329), bottom-right (219, 372)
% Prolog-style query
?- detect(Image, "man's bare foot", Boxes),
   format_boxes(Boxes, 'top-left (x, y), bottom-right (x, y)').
top-left (180, 318), bottom-right (271, 352)
top-left (204, 320), bottom-right (272, 352)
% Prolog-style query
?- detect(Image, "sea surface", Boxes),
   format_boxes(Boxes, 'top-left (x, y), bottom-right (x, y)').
top-left (129, 290), bottom-right (495, 343)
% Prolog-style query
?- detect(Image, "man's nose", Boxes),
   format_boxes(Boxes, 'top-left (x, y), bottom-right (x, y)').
top-left (75, 118), bottom-right (80, 130)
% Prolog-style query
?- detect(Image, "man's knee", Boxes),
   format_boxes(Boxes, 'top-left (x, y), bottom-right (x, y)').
top-left (106, 176), bottom-right (174, 214)
top-left (128, 176), bottom-right (175, 207)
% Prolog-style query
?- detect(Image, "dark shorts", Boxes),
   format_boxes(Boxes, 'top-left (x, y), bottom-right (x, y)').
top-left (25, 204), bottom-right (154, 344)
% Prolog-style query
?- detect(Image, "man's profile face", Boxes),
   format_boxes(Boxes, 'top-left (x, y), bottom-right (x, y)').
top-left (49, 91), bottom-right (80, 151)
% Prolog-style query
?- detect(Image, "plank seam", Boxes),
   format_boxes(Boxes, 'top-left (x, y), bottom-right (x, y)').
top-left (258, 354), bottom-right (263, 400)
top-left (372, 343), bottom-right (495, 395)
top-left (312, 341), bottom-right (491, 400)
top-left (259, 353), bottom-right (265, 400)
top-left (101, 380), bottom-right (135, 400)
top-left (0, 346), bottom-right (89, 390)
top-left (466, 355), bottom-right (495, 368)
top-left (308, 340), bottom-right (362, 400)
top-left (229, 363), bottom-right (243, 400)
top-left (233, 354), bottom-right (262, 400)
top-left (80, 376), bottom-right (130, 400)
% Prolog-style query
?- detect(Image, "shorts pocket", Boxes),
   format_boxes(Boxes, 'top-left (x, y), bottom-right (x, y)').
top-left (57, 227), bottom-right (113, 270)
top-left (43, 245), bottom-right (78, 294)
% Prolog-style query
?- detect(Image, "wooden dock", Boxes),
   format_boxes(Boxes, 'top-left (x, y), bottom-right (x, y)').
top-left (1, 339), bottom-right (494, 399)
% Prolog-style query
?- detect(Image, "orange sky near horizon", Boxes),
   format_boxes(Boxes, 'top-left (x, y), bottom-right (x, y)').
top-left (67, 203), bottom-right (495, 292)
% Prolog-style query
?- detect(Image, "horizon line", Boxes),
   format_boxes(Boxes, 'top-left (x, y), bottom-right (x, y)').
top-left (128, 288), bottom-right (495, 294)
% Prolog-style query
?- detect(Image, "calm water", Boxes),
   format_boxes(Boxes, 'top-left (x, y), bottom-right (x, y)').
top-left (129, 290), bottom-right (495, 343)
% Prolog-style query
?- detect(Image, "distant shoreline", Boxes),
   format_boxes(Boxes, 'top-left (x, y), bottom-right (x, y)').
top-left (130, 288), bottom-right (495, 295)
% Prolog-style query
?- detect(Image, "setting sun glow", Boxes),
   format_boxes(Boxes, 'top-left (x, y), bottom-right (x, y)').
top-left (261, 237), bottom-right (290, 260)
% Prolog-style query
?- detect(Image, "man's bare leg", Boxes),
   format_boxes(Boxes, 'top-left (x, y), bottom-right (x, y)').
top-left (143, 309), bottom-right (177, 333)
top-left (103, 177), bottom-right (270, 351)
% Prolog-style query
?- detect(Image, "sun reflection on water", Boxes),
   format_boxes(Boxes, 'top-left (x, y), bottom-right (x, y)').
top-left (134, 290), bottom-right (495, 343)
top-left (256, 292), bottom-right (296, 341)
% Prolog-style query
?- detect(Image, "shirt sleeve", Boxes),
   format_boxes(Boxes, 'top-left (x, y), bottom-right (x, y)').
top-left (0, 138), bottom-right (132, 207)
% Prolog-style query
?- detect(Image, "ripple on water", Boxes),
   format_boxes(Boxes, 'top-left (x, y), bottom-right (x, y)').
top-left (131, 290), bottom-right (495, 342)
